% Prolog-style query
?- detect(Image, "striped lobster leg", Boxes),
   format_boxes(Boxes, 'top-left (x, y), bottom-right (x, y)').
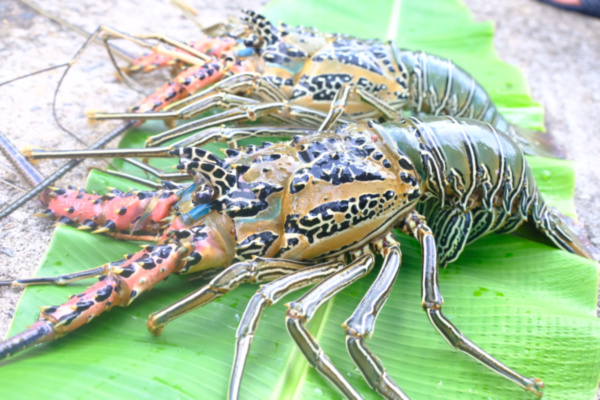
top-left (281, 235), bottom-right (410, 399)
top-left (89, 70), bottom-right (291, 127)
top-left (401, 211), bottom-right (545, 397)
top-left (147, 258), bottom-right (342, 335)
top-left (229, 260), bottom-right (346, 399)
top-left (285, 253), bottom-right (375, 400)
top-left (343, 237), bottom-right (409, 400)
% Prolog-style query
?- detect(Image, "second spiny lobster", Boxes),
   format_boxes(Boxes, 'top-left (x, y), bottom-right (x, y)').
top-left (85, 10), bottom-right (558, 157)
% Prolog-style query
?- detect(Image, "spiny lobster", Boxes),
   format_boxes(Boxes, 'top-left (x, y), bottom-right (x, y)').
top-left (0, 7), bottom-right (559, 221)
top-left (84, 10), bottom-right (558, 157)
top-left (1, 117), bottom-right (594, 399)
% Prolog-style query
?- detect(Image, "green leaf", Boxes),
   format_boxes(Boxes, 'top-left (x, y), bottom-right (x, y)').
top-left (3, 1), bottom-right (599, 400)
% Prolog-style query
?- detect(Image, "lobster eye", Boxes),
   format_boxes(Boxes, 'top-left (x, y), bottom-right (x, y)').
top-left (243, 33), bottom-right (261, 48)
top-left (193, 185), bottom-right (215, 205)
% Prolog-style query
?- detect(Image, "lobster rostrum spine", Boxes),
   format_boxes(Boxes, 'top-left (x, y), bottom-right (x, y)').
top-left (1, 117), bottom-right (591, 398)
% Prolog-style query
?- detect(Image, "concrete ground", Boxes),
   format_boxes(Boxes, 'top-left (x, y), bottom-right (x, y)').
top-left (0, 0), bottom-right (598, 370)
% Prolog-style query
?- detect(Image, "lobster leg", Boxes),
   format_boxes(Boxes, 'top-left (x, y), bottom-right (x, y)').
top-left (132, 32), bottom-right (212, 63)
top-left (145, 101), bottom-right (343, 147)
top-left (25, 126), bottom-right (311, 166)
top-left (99, 25), bottom-right (208, 69)
top-left (119, 158), bottom-right (188, 182)
top-left (355, 87), bottom-right (401, 121)
top-left (319, 85), bottom-right (401, 132)
top-left (90, 69), bottom-right (289, 124)
top-left (285, 253), bottom-right (374, 400)
top-left (343, 239), bottom-right (409, 400)
top-left (91, 92), bottom-right (256, 123)
top-left (229, 260), bottom-right (346, 399)
top-left (319, 85), bottom-right (353, 132)
top-left (173, 126), bottom-right (313, 149)
top-left (163, 72), bottom-right (289, 112)
top-left (400, 211), bottom-right (545, 398)
top-left (148, 99), bottom-right (275, 146)
top-left (147, 258), bottom-right (326, 335)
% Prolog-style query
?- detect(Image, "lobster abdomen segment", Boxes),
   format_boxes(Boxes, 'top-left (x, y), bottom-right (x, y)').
top-left (380, 117), bottom-right (596, 263)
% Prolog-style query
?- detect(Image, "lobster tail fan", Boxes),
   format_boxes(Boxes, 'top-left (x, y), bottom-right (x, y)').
top-left (543, 209), bottom-right (600, 262)
top-left (512, 126), bottom-right (565, 159)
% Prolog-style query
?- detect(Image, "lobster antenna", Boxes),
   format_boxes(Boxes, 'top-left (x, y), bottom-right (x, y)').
top-left (50, 27), bottom-right (108, 145)
top-left (0, 120), bottom-right (135, 221)
top-left (15, 1), bottom-right (141, 145)
top-left (0, 57), bottom-right (86, 145)
top-left (0, 132), bottom-right (45, 186)
top-left (22, 0), bottom-right (151, 93)
top-left (170, 0), bottom-right (204, 30)
top-left (386, 0), bottom-right (402, 41)
top-left (19, 0), bottom-right (134, 63)
top-left (0, 63), bottom-right (69, 88)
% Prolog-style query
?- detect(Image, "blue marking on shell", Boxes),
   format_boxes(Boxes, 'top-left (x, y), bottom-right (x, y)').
top-left (235, 47), bottom-right (255, 57)
top-left (188, 204), bottom-right (211, 221)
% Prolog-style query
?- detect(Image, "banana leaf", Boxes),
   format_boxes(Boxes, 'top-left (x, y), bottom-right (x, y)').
top-left (3, 0), bottom-right (599, 399)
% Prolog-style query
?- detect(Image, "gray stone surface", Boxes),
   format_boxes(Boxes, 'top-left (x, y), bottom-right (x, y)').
top-left (0, 0), bottom-right (598, 380)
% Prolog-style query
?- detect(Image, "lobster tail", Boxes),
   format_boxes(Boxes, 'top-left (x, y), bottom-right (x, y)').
top-left (512, 126), bottom-right (565, 159)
